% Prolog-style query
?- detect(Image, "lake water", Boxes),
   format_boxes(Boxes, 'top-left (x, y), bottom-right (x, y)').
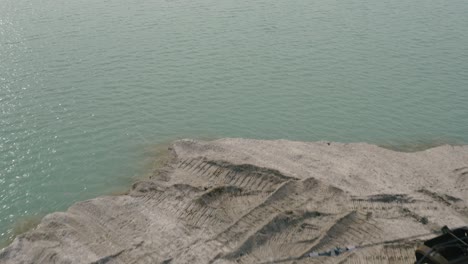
top-left (1, 0), bottom-right (467, 243)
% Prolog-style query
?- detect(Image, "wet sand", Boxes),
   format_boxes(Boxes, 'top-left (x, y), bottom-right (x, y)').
top-left (1, 138), bottom-right (467, 263)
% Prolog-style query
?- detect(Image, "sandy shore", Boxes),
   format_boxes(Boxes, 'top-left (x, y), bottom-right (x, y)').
top-left (1, 138), bottom-right (467, 263)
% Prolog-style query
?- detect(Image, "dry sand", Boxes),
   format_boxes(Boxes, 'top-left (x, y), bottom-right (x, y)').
top-left (1, 138), bottom-right (467, 263)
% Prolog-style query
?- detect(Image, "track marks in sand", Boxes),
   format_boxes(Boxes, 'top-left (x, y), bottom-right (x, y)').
top-left (417, 188), bottom-right (462, 206)
top-left (175, 158), bottom-right (295, 192)
top-left (133, 165), bottom-right (461, 264)
top-left (221, 211), bottom-right (327, 263)
top-left (111, 159), bottom-right (468, 263)
top-left (338, 244), bottom-right (418, 264)
top-left (453, 167), bottom-right (468, 190)
top-left (304, 211), bottom-right (382, 255)
top-left (349, 194), bottom-right (422, 220)
top-left (349, 192), bottom-right (468, 223)
top-left (453, 166), bottom-right (468, 175)
top-left (4, 140), bottom-right (468, 264)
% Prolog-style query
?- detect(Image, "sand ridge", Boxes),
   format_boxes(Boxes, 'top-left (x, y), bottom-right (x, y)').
top-left (1, 138), bottom-right (467, 263)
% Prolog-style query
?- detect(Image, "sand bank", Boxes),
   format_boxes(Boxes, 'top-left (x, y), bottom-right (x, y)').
top-left (1, 139), bottom-right (467, 263)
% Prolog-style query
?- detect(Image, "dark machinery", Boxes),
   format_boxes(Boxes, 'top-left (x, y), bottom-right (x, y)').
top-left (415, 226), bottom-right (468, 264)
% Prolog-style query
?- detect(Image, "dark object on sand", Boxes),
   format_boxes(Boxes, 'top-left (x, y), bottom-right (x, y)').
top-left (306, 246), bottom-right (356, 257)
top-left (415, 226), bottom-right (468, 264)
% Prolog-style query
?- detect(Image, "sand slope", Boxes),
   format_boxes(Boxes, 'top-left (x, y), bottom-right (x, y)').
top-left (1, 139), bottom-right (467, 264)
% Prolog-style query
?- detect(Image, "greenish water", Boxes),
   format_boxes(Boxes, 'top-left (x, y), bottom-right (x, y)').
top-left (1, 0), bottom-right (468, 243)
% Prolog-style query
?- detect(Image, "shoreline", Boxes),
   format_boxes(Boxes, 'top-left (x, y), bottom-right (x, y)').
top-left (0, 137), bottom-right (463, 247)
top-left (1, 138), bottom-right (467, 263)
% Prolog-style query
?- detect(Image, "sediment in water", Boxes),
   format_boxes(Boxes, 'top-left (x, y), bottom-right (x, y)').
top-left (0, 138), bottom-right (467, 263)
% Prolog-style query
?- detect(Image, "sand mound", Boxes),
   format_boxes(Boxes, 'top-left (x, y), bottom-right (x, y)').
top-left (1, 139), bottom-right (467, 263)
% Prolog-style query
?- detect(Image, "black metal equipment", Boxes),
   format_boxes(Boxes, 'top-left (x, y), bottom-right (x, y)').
top-left (415, 226), bottom-right (468, 264)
